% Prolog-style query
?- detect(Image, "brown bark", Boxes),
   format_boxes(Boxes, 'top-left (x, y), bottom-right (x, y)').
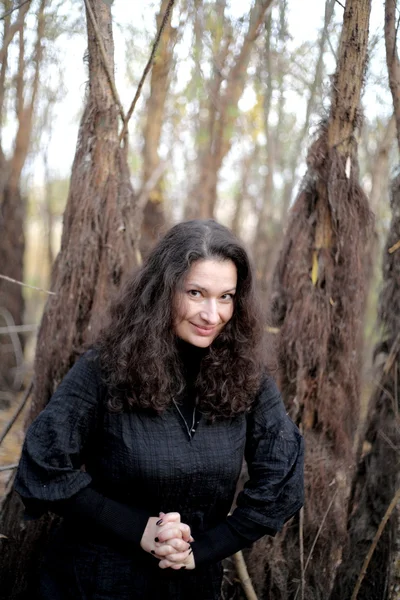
top-left (188, 0), bottom-right (274, 220)
top-left (0, 1), bottom-right (138, 596)
top-left (140, 0), bottom-right (177, 258)
top-left (247, 1), bottom-right (372, 598)
top-left (0, 0), bottom-right (46, 395)
top-left (328, 4), bottom-right (400, 598)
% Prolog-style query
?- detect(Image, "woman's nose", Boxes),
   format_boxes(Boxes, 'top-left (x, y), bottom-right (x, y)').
top-left (200, 299), bottom-right (219, 324)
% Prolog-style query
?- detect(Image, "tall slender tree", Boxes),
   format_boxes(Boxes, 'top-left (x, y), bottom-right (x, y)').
top-left (0, 0), bottom-right (46, 396)
top-left (329, 2), bottom-right (400, 598)
top-left (0, 1), bottom-right (138, 596)
top-left (246, 1), bottom-right (373, 598)
top-left (139, 0), bottom-right (177, 258)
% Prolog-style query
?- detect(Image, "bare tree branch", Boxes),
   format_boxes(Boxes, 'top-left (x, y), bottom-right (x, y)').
top-left (118, 0), bottom-right (176, 142)
top-left (0, 274), bottom-right (56, 295)
top-left (0, 0), bottom-right (30, 21)
top-left (0, 464), bottom-right (18, 472)
top-left (0, 0), bottom-right (30, 66)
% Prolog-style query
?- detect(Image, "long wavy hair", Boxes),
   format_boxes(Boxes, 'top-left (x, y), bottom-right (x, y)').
top-left (96, 219), bottom-right (265, 419)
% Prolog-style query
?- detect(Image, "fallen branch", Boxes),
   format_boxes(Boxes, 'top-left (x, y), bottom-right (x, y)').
top-left (233, 551), bottom-right (258, 600)
top-left (351, 487), bottom-right (400, 600)
top-left (0, 273), bottom-right (56, 295)
top-left (0, 381), bottom-right (33, 448)
top-left (118, 0), bottom-right (177, 142)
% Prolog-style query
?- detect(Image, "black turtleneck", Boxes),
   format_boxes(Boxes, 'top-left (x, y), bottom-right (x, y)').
top-left (173, 339), bottom-right (208, 436)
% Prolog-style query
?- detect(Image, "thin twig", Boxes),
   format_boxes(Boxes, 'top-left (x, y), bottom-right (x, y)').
top-left (299, 505), bottom-right (305, 599)
top-left (0, 0), bottom-right (30, 21)
top-left (294, 489), bottom-right (339, 600)
top-left (0, 324), bottom-right (38, 334)
top-left (0, 380), bottom-right (33, 448)
top-left (118, 0), bottom-right (177, 142)
top-left (83, 0), bottom-right (126, 124)
top-left (233, 551), bottom-right (258, 600)
top-left (351, 487), bottom-right (400, 600)
top-left (0, 273), bottom-right (56, 295)
top-left (335, 0), bottom-right (345, 8)
top-left (0, 463), bottom-right (18, 472)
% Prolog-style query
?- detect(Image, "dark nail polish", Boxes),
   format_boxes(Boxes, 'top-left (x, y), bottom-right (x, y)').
top-left (151, 550), bottom-right (155, 555)
top-left (156, 519), bottom-right (163, 526)
top-left (188, 548), bottom-right (193, 555)
top-left (181, 566), bottom-right (186, 569)
top-left (154, 537), bottom-right (159, 542)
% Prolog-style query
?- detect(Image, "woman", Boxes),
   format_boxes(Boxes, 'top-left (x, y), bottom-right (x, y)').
top-left (15, 219), bottom-right (304, 600)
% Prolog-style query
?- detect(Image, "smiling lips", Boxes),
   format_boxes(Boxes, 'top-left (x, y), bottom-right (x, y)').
top-left (190, 322), bottom-right (218, 336)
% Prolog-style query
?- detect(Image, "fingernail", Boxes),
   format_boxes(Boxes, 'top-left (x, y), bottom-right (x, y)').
top-left (156, 519), bottom-right (163, 526)
top-left (151, 550), bottom-right (155, 555)
top-left (188, 548), bottom-right (193, 555)
top-left (154, 537), bottom-right (159, 542)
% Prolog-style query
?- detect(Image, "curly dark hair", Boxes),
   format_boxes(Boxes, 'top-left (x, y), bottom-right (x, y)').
top-left (96, 219), bottom-right (265, 419)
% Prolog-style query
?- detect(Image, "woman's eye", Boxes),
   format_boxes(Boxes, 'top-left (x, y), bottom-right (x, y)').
top-left (188, 290), bottom-right (201, 298)
top-left (221, 293), bottom-right (234, 301)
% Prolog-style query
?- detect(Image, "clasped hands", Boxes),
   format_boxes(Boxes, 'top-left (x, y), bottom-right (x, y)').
top-left (140, 512), bottom-right (195, 570)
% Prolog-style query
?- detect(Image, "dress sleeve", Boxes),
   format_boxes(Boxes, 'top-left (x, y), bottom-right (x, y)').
top-left (15, 350), bottom-right (101, 503)
top-left (15, 351), bottom-right (151, 546)
top-left (191, 375), bottom-right (304, 566)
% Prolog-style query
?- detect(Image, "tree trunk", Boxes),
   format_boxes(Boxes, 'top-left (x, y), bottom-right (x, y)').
top-left (329, 2), bottom-right (400, 598)
top-left (140, 0), bottom-right (176, 258)
top-left (246, 1), bottom-right (372, 598)
top-left (0, 1), bottom-right (138, 596)
top-left (279, 0), bottom-right (335, 221)
top-left (0, 0), bottom-right (46, 398)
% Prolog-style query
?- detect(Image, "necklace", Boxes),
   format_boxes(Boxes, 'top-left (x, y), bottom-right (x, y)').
top-left (173, 400), bottom-right (197, 440)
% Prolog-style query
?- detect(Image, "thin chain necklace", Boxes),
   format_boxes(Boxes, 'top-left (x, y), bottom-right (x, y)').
top-left (173, 400), bottom-right (197, 440)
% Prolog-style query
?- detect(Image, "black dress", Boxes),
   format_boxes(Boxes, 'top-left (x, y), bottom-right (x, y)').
top-left (15, 348), bottom-right (304, 600)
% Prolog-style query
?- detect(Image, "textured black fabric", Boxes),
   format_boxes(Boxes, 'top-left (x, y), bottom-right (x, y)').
top-left (15, 349), bottom-right (304, 599)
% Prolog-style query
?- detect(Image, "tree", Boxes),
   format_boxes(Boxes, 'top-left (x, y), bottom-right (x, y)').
top-left (0, 0), bottom-right (46, 396)
top-left (186, 0), bottom-right (274, 220)
top-left (329, 2), bottom-right (400, 598)
top-left (246, 1), bottom-right (373, 598)
top-left (0, 0), bottom-right (138, 595)
top-left (139, 0), bottom-right (177, 258)
top-left (252, 0), bottom-right (336, 296)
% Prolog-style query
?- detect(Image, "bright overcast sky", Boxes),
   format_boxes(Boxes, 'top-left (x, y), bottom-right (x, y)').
top-left (20, 0), bottom-right (389, 184)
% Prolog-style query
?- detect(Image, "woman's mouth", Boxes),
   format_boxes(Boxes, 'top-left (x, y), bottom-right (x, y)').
top-left (190, 323), bottom-right (217, 336)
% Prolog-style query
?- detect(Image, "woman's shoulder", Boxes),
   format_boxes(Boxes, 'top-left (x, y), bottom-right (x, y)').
top-left (247, 372), bottom-right (296, 434)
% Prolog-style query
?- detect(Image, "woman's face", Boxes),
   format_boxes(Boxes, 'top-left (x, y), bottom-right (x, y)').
top-left (174, 258), bottom-right (237, 348)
